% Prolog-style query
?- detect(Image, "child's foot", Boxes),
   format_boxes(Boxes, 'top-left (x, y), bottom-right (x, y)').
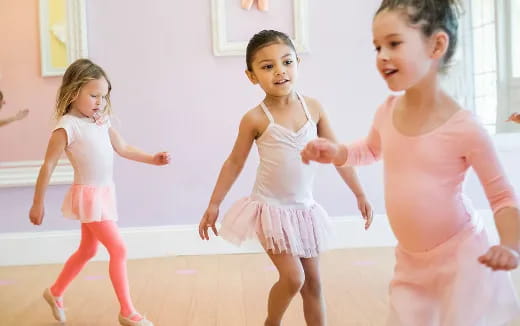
top-left (42, 288), bottom-right (66, 322)
top-left (118, 312), bottom-right (154, 326)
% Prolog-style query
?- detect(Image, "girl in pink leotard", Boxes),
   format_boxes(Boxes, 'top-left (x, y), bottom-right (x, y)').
top-left (302, 1), bottom-right (520, 325)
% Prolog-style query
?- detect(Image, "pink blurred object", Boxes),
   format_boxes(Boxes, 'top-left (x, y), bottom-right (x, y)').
top-left (84, 275), bottom-right (106, 281)
top-left (176, 269), bottom-right (198, 275)
top-left (92, 112), bottom-right (108, 125)
top-left (265, 265), bottom-right (277, 271)
top-left (241, 0), bottom-right (269, 11)
top-left (0, 280), bottom-right (16, 286)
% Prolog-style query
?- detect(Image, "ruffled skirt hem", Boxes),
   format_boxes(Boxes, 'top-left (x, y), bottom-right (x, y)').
top-left (219, 197), bottom-right (333, 258)
top-left (61, 183), bottom-right (118, 223)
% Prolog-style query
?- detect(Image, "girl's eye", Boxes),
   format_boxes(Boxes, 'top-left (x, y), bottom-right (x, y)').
top-left (390, 41), bottom-right (401, 48)
top-left (374, 46), bottom-right (381, 52)
top-left (262, 64), bottom-right (273, 70)
top-left (284, 60), bottom-right (293, 65)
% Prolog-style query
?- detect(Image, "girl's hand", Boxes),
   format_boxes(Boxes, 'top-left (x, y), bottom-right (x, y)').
top-left (15, 108), bottom-right (29, 121)
top-left (300, 138), bottom-right (340, 165)
top-left (199, 204), bottom-right (219, 240)
top-left (153, 152), bottom-right (171, 165)
top-left (356, 195), bottom-right (374, 230)
top-left (507, 112), bottom-right (520, 124)
top-left (478, 245), bottom-right (519, 271)
top-left (29, 203), bottom-right (44, 225)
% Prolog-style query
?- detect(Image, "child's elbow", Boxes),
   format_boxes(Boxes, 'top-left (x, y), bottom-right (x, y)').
top-left (114, 145), bottom-right (129, 158)
top-left (225, 157), bottom-right (245, 171)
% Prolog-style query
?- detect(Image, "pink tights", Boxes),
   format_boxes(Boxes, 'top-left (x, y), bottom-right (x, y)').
top-left (50, 221), bottom-right (136, 317)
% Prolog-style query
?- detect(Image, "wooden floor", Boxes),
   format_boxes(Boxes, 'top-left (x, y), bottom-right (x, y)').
top-left (1, 247), bottom-right (520, 326)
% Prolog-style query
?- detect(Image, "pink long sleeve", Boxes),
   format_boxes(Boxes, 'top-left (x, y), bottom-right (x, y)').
top-left (345, 127), bottom-right (382, 166)
top-left (345, 100), bottom-right (387, 166)
top-left (344, 96), bottom-right (518, 251)
top-left (464, 120), bottom-right (518, 213)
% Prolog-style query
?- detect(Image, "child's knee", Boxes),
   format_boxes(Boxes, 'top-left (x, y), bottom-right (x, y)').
top-left (83, 244), bottom-right (99, 259)
top-left (108, 241), bottom-right (127, 259)
top-left (301, 276), bottom-right (322, 297)
top-left (280, 272), bottom-right (305, 294)
top-left (78, 242), bottom-right (99, 260)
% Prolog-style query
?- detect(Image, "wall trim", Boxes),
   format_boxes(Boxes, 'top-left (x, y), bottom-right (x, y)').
top-left (0, 211), bottom-right (499, 266)
top-left (0, 159), bottom-right (73, 188)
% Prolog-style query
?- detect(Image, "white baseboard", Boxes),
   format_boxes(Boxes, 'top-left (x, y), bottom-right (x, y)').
top-left (0, 211), bottom-right (499, 266)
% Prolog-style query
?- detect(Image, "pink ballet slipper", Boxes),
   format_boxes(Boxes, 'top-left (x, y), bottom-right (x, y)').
top-left (241, 0), bottom-right (269, 11)
top-left (257, 0), bottom-right (269, 11)
top-left (241, 0), bottom-right (254, 10)
top-left (43, 288), bottom-right (66, 322)
top-left (118, 312), bottom-right (154, 326)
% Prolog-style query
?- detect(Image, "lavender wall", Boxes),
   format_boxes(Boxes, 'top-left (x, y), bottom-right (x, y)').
top-left (1, 0), bottom-right (519, 233)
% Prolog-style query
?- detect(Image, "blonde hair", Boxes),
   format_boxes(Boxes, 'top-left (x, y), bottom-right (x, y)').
top-left (55, 58), bottom-right (112, 118)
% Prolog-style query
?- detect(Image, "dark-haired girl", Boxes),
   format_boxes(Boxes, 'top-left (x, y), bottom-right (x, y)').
top-left (302, 1), bottom-right (520, 324)
top-left (199, 30), bottom-right (373, 326)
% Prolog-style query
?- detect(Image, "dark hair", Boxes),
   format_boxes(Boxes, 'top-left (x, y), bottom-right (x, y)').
top-left (0, 90), bottom-right (3, 101)
top-left (246, 30), bottom-right (297, 71)
top-left (375, 0), bottom-right (462, 69)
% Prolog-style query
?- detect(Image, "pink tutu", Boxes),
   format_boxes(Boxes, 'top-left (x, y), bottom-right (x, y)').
top-left (61, 183), bottom-right (118, 223)
top-left (387, 222), bottom-right (520, 326)
top-left (219, 197), bottom-right (333, 258)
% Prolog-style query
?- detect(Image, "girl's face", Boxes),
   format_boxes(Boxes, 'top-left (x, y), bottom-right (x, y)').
top-left (246, 42), bottom-right (299, 97)
top-left (372, 10), bottom-right (437, 91)
top-left (71, 78), bottom-right (109, 118)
